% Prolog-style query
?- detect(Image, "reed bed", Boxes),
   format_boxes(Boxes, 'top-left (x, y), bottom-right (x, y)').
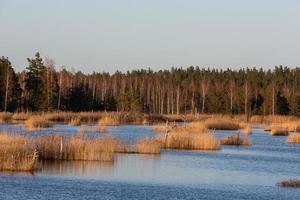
top-left (98, 115), bottom-right (121, 126)
top-left (0, 112), bottom-right (13, 124)
top-left (187, 121), bottom-right (208, 133)
top-left (277, 179), bottom-right (300, 188)
top-left (69, 117), bottom-right (81, 126)
top-left (155, 128), bottom-right (220, 151)
top-left (0, 134), bottom-right (38, 171)
top-left (250, 115), bottom-right (299, 124)
top-left (204, 118), bottom-right (241, 130)
top-left (270, 126), bottom-right (289, 136)
top-left (25, 116), bottom-right (53, 131)
top-left (240, 124), bottom-right (252, 135)
top-left (220, 134), bottom-right (252, 146)
top-left (12, 112), bottom-right (31, 121)
top-left (134, 138), bottom-right (161, 154)
top-left (287, 133), bottom-right (300, 144)
top-left (33, 135), bottom-right (122, 162)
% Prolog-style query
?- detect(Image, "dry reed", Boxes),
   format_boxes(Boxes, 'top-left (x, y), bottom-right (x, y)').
top-left (34, 135), bottom-right (122, 162)
top-left (155, 129), bottom-right (220, 151)
top-left (0, 134), bottom-right (38, 171)
top-left (271, 126), bottom-right (289, 136)
top-left (220, 134), bottom-right (252, 146)
top-left (98, 115), bottom-right (121, 126)
top-left (25, 116), bottom-right (53, 131)
top-left (12, 112), bottom-right (31, 121)
top-left (240, 124), bottom-right (252, 135)
top-left (134, 138), bottom-right (161, 154)
top-left (204, 117), bottom-right (241, 130)
top-left (69, 117), bottom-right (81, 126)
top-left (0, 112), bottom-right (13, 124)
top-left (277, 179), bottom-right (300, 188)
top-left (287, 133), bottom-right (300, 144)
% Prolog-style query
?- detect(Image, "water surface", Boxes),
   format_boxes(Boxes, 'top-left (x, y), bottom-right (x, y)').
top-left (1, 124), bottom-right (300, 200)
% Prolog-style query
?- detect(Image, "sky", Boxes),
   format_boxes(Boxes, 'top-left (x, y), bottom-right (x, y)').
top-left (0, 0), bottom-right (300, 73)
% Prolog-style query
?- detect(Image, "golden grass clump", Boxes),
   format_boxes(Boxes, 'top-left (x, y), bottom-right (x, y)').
top-left (12, 112), bottom-right (31, 121)
top-left (240, 124), bottom-right (252, 135)
top-left (277, 179), bottom-right (300, 188)
top-left (134, 138), bottom-right (161, 154)
top-left (34, 135), bottom-right (122, 162)
top-left (187, 121), bottom-right (208, 133)
top-left (98, 115), bottom-right (121, 126)
top-left (0, 112), bottom-right (13, 123)
top-left (155, 128), bottom-right (220, 151)
top-left (0, 134), bottom-right (38, 171)
top-left (220, 134), bottom-right (252, 146)
top-left (204, 117), bottom-right (241, 130)
top-left (270, 126), bottom-right (289, 136)
top-left (287, 133), bottom-right (300, 144)
top-left (69, 117), bottom-right (81, 126)
top-left (25, 116), bottom-right (53, 131)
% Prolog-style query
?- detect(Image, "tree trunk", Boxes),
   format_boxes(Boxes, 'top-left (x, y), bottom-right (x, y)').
top-left (4, 67), bottom-right (9, 112)
top-left (176, 85), bottom-right (180, 115)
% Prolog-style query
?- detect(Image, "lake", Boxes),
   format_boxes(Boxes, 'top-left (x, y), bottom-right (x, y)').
top-left (0, 124), bottom-right (300, 200)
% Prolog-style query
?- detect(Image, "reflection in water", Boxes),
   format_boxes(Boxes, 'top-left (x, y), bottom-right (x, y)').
top-left (38, 160), bottom-right (114, 177)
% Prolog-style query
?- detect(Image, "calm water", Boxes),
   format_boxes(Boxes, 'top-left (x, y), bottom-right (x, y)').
top-left (0, 124), bottom-right (300, 200)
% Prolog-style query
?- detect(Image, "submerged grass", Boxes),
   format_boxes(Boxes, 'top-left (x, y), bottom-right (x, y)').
top-left (0, 134), bottom-right (38, 171)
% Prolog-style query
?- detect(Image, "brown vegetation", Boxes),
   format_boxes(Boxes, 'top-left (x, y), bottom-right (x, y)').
top-left (69, 117), bottom-right (81, 126)
top-left (271, 126), bottom-right (289, 136)
top-left (98, 115), bottom-right (121, 126)
top-left (12, 112), bottom-right (31, 121)
top-left (204, 117), bottom-right (241, 130)
top-left (220, 134), bottom-right (252, 146)
top-left (0, 134), bottom-right (38, 171)
top-left (25, 116), bottom-right (53, 131)
top-left (155, 128), bottom-right (220, 151)
top-left (287, 133), bottom-right (300, 144)
top-left (33, 135), bottom-right (122, 162)
top-left (134, 138), bottom-right (161, 154)
top-left (0, 112), bottom-right (13, 123)
top-left (240, 124), bottom-right (252, 135)
top-left (277, 179), bottom-right (300, 188)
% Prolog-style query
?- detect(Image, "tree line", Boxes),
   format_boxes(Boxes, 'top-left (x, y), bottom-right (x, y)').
top-left (0, 52), bottom-right (299, 116)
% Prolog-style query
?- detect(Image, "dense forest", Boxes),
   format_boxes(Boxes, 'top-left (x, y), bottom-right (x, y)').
top-left (0, 52), bottom-right (299, 116)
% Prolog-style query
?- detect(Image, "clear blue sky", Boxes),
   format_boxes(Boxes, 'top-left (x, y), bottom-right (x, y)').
top-left (1, 0), bottom-right (300, 73)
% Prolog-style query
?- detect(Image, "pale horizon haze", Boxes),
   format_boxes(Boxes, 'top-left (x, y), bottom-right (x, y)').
top-left (1, 0), bottom-right (300, 73)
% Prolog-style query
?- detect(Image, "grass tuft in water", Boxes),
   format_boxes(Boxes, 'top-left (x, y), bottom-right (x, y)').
top-left (277, 179), bottom-right (300, 188)
top-left (0, 134), bottom-right (38, 171)
top-left (287, 133), bottom-right (300, 144)
top-left (220, 133), bottom-right (252, 146)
